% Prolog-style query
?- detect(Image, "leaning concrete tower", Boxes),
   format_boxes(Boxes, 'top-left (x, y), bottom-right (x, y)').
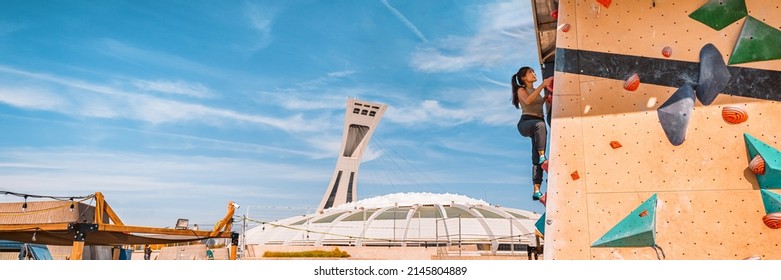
top-left (317, 98), bottom-right (387, 212)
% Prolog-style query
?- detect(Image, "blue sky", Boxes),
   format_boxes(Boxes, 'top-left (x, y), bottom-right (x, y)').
top-left (0, 0), bottom-right (545, 227)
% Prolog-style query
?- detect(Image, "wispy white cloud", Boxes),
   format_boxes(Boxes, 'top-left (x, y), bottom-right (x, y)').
top-left (94, 39), bottom-right (220, 77)
top-left (380, 0), bottom-right (428, 42)
top-left (0, 86), bottom-right (67, 110)
top-left (383, 85), bottom-right (515, 127)
top-left (244, 2), bottom-right (277, 51)
top-left (0, 65), bottom-right (322, 133)
top-left (133, 79), bottom-right (215, 99)
top-left (410, 0), bottom-right (535, 72)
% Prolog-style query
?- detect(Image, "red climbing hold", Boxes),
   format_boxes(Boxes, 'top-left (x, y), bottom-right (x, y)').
top-left (750, 154), bottom-right (766, 175)
top-left (596, 0), bottom-right (611, 8)
top-left (571, 171), bottom-right (580, 180)
top-left (610, 141), bottom-right (622, 149)
top-left (542, 160), bottom-right (549, 172)
top-left (540, 193), bottom-right (547, 207)
top-left (561, 23), bottom-right (571, 32)
top-left (722, 106), bottom-right (748, 124)
top-left (550, 9), bottom-right (558, 20)
top-left (624, 73), bottom-right (640, 91)
top-left (763, 212), bottom-right (781, 229)
top-left (662, 46), bottom-right (673, 58)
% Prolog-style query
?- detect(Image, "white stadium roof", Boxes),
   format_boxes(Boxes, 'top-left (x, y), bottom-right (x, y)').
top-left (245, 192), bottom-right (541, 252)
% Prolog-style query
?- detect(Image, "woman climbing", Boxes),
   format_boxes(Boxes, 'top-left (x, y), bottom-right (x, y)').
top-left (512, 66), bottom-right (552, 201)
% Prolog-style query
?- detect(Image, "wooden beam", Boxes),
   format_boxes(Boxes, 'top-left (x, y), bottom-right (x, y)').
top-left (103, 202), bottom-right (124, 226)
top-left (70, 241), bottom-right (84, 260)
top-left (99, 224), bottom-right (232, 238)
top-left (94, 192), bottom-right (104, 225)
top-left (0, 223), bottom-right (71, 231)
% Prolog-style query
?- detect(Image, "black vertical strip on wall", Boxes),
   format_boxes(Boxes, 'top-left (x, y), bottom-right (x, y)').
top-left (554, 48), bottom-right (781, 101)
top-left (347, 172), bottom-right (355, 203)
top-left (324, 171), bottom-right (343, 209)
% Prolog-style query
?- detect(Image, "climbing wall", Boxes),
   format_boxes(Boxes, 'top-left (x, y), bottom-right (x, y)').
top-left (544, 0), bottom-right (781, 259)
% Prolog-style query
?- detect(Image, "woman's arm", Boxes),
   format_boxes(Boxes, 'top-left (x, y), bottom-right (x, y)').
top-left (517, 77), bottom-right (552, 105)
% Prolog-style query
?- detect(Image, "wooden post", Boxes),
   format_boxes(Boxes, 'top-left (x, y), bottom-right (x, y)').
top-left (112, 246), bottom-right (120, 260)
top-left (230, 244), bottom-right (238, 260)
top-left (70, 241), bottom-right (84, 260)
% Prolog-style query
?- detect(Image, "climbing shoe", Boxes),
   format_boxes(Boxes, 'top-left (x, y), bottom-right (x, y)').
top-left (532, 191), bottom-right (543, 201)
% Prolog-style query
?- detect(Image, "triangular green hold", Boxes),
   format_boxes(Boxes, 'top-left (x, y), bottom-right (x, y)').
top-left (592, 194), bottom-right (657, 247)
top-left (689, 0), bottom-right (747, 31)
top-left (729, 16), bottom-right (781, 65)
top-left (761, 189), bottom-right (781, 214)
top-left (535, 213), bottom-right (546, 236)
top-left (743, 133), bottom-right (781, 189)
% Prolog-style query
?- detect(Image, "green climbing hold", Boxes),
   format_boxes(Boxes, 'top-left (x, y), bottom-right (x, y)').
top-left (535, 213), bottom-right (546, 236)
top-left (761, 189), bottom-right (781, 214)
top-left (744, 133), bottom-right (781, 189)
top-left (729, 16), bottom-right (781, 65)
top-left (689, 0), bottom-right (747, 31)
top-left (592, 194), bottom-right (657, 247)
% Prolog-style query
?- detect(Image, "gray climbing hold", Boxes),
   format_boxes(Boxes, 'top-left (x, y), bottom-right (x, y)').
top-left (696, 44), bottom-right (731, 105)
top-left (658, 83), bottom-right (696, 146)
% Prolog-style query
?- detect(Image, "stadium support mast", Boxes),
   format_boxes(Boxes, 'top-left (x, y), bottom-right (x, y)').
top-left (317, 98), bottom-right (387, 212)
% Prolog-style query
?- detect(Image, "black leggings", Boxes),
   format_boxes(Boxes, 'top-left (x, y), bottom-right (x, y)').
top-left (517, 115), bottom-right (547, 184)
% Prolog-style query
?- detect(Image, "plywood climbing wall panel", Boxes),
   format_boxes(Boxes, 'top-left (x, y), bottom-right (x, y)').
top-left (543, 0), bottom-right (781, 259)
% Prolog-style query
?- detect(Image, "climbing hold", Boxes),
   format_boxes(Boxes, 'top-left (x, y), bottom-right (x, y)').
top-left (697, 44), bottom-right (731, 106)
top-left (610, 141), bottom-right (622, 149)
top-left (761, 189), bottom-right (781, 214)
top-left (729, 16), bottom-right (781, 65)
top-left (662, 46), bottom-right (672, 58)
top-left (722, 106), bottom-right (748, 124)
top-left (596, 0), bottom-right (611, 8)
top-left (762, 212), bottom-right (781, 229)
top-left (540, 193), bottom-right (547, 207)
top-left (624, 73), bottom-right (640, 91)
top-left (571, 171), bottom-right (580, 180)
top-left (592, 194), bottom-right (658, 247)
top-left (535, 213), bottom-right (546, 235)
top-left (550, 9), bottom-right (558, 20)
top-left (744, 133), bottom-right (781, 189)
top-left (689, 0), bottom-right (748, 31)
top-left (750, 155), bottom-right (766, 175)
top-left (657, 84), bottom-right (696, 146)
top-left (542, 160), bottom-right (549, 172)
top-left (561, 23), bottom-right (571, 32)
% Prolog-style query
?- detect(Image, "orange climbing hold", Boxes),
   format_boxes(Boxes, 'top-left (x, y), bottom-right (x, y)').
top-left (571, 171), bottom-right (580, 180)
top-left (639, 209), bottom-right (648, 217)
top-left (624, 73), bottom-right (640, 91)
top-left (750, 154), bottom-right (766, 175)
top-left (662, 46), bottom-right (673, 58)
top-left (610, 141), bottom-right (622, 149)
top-left (561, 23), bottom-right (571, 32)
top-left (763, 212), bottom-right (781, 229)
top-left (722, 106), bottom-right (748, 124)
top-left (596, 0), bottom-right (611, 8)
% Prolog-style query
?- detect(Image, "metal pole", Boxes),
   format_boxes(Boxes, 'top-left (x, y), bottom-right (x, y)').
top-left (458, 215), bottom-right (462, 257)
